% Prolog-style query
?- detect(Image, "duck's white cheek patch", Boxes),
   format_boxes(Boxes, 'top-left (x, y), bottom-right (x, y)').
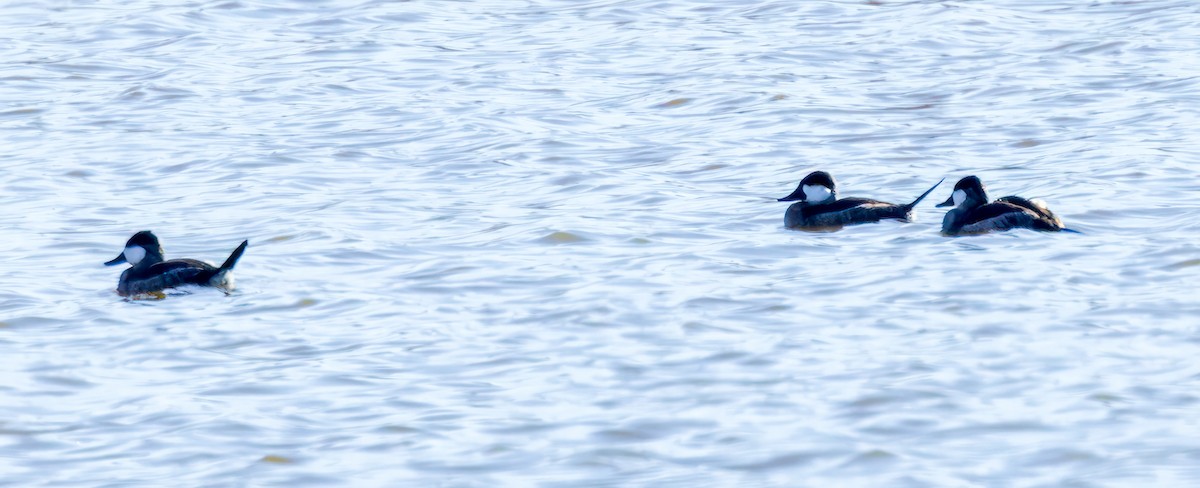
top-left (123, 246), bottom-right (146, 265)
top-left (952, 189), bottom-right (966, 207)
top-left (803, 185), bottom-right (833, 202)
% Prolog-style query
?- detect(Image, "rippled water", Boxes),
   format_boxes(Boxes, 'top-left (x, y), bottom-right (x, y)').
top-left (3, 0), bottom-right (1199, 485)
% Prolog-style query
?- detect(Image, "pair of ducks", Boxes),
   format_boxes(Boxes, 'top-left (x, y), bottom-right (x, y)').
top-left (104, 172), bottom-right (1071, 297)
top-left (778, 172), bottom-right (1072, 234)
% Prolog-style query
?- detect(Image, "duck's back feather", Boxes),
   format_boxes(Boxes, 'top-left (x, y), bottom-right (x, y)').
top-left (948, 202), bottom-right (1061, 235)
top-left (995, 196), bottom-right (1063, 227)
top-left (117, 259), bottom-right (225, 296)
top-left (785, 198), bottom-right (909, 228)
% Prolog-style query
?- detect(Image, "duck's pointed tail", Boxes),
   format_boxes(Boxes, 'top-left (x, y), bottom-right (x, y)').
top-left (902, 178), bottom-right (945, 212)
top-left (1061, 228), bottom-right (1083, 234)
top-left (219, 240), bottom-right (249, 271)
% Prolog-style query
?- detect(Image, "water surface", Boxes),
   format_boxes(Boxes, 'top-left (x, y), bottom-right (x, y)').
top-left (2, 0), bottom-right (1199, 486)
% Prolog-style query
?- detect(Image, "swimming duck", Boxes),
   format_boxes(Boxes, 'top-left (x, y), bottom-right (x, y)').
top-left (936, 176), bottom-right (1068, 235)
top-left (105, 231), bottom-right (248, 296)
top-left (777, 171), bottom-right (943, 229)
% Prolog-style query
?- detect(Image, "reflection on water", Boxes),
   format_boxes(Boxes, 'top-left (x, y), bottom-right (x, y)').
top-left (2, 0), bottom-right (1199, 485)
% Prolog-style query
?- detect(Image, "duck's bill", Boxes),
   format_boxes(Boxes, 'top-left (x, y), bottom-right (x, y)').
top-left (935, 195), bottom-right (955, 208)
top-left (777, 187), bottom-right (805, 202)
top-left (104, 254), bottom-right (127, 266)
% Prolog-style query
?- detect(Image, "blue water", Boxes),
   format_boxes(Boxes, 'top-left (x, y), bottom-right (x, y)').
top-left (2, 1), bottom-right (1199, 485)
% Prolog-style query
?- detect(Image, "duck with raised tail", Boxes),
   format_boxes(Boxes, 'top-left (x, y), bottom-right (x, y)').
top-left (777, 171), bottom-right (943, 230)
top-left (105, 231), bottom-right (248, 296)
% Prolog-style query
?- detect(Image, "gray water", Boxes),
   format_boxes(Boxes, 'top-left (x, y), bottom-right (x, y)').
top-left (2, 0), bottom-right (1199, 486)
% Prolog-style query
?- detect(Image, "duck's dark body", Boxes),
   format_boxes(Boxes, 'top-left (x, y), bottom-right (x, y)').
top-left (941, 202), bottom-right (1062, 235)
top-left (106, 231), bottom-right (247, 297)
top-left (116, 257), bottom-right (236, 296)
top-left (938, 176), bottom-right (1067, 235)
top-left (783, 198), bottom-right (915, 228)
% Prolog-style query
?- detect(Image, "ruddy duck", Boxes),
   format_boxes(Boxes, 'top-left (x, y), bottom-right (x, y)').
top-left (777, 171), bottom-right (943, 229)
top-left (936, 176), bottom-right (1069, 235)
top-left (105, 231), bottom-right (248, 296)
